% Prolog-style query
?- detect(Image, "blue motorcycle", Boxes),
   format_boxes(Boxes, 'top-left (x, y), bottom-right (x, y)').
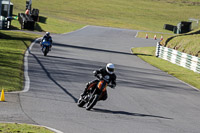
top-left (41, 39), bottom-right (51, 56)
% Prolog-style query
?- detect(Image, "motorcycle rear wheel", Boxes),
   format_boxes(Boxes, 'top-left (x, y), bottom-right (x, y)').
top-left (86, 94), bottom-right (99, 110)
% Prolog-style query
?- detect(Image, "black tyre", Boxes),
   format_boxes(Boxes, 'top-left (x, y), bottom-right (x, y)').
top-left (86, 94), bottom-right (99, 110)
top-left (44, 47), bottom-right (48, 56)
top-left (77, 97), bottom-right (86, 107)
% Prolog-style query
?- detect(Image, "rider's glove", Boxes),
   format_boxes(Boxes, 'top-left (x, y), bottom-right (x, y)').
top-left (93, 71), bottom-right (97, 76)
top-left (110, 84), bottom-right (116, 89)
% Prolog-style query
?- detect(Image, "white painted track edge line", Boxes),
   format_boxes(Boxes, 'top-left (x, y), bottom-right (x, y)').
top-left (23, 38), bottom-right (41, 93)
top-left (9, 38), bottom-right (41, 94)
top-left (10, 26), bottom-right (90, 94)
top-left (135, 31), bottom-right (138, 38)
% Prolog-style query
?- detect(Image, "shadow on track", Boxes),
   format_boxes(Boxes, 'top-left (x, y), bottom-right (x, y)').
top-left (54, 43), bottom-right (152, 56)
top-left (29, 51), bottom-right (78, 103)
top-left (93, 108), bottom-right (173, 120)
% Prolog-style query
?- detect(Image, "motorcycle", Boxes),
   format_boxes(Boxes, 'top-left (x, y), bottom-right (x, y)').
top-left (77, 75), bottom-right (113, 110)
top-left (41, 39), bottom-right (51, 56)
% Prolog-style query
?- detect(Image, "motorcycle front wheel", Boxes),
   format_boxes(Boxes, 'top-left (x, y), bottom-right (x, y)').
top-left (44, 47), bottom-right (49, 56)
top-left (86, 94), bottom-right (99, 110)
top-left (77, 97), bottom-right (86, 107)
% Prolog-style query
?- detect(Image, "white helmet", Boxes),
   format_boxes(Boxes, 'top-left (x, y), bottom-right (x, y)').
top-left (46, 32), bottom-right (50, 36)
top-left (106, 63), bottom-right (115, 74)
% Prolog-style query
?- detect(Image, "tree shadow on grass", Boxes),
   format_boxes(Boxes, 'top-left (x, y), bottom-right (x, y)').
top-left (9, 25), bottom-right (20, 30)
top-left (38, 16), bottom-right (48, 24)
top-left (34, 23), bottom-right (44, 32)
top-left (0, 32), bottom-right (35, 41)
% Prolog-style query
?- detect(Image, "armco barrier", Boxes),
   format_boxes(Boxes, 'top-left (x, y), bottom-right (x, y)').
top-left (155, 42), bottom-right (200, 73)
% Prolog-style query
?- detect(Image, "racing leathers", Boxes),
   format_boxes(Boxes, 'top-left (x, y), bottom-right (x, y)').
top-left (82, 67), bottom-right (117, 100)
top-left (41, 35), bottom-right (53, 50)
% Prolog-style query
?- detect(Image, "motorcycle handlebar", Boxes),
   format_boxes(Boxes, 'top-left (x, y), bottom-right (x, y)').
top-left (96, 75), bottom-right (100, 79)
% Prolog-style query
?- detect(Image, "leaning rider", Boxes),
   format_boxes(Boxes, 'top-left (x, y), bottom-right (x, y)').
top-left (41, 32), bottom-right (53, 50)
top-left (81, 63), bottom-right (117, 101)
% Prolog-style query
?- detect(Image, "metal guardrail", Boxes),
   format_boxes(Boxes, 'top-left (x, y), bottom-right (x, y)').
top-left (155, 42), bottom-right (200, 73)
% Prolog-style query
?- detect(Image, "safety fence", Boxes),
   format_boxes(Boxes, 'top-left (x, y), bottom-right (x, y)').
top-left (155, 42), bottom-right (200, 73)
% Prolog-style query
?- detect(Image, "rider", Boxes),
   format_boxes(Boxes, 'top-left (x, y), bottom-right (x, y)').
top-left (41, 32), bottom-right (53, 50)
top-left (81, 63), bottom-right (117, 101)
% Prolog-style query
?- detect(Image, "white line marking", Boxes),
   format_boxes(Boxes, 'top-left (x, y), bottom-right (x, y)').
top-left (11, 26), bottom-right (89, 94)
top-left (23, 38), bottom-right (41, 92)
top-left (135, 31), bottom-right (138, 38)
top-left (9, 38), bottom-right (41, 94)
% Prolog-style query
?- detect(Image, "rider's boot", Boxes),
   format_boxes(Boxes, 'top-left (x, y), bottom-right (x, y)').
top-left (81, 81), bottom-right (94, 98)
top-left (81, 88), bottom-right (87, 97)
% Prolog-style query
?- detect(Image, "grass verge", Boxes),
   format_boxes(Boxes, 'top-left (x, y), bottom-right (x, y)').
top-left (11, 0), bottom-right (200, 33)
top-left (0, 30), bottom-right (40, 92)
top-left (136, 32), bottom-right (173, 40)
top-left (11, 15), bottom-right (85, 34)
top-left (34, 16), bottom-right (85, 34)
top-left (160, 28), bottom-right (200, 57)
top-left (132, 47), bottom-right (200, 90)
top-left (0, 123), bottom-right (54, 133)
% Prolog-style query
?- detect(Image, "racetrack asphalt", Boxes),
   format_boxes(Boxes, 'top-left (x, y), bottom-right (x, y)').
top-left (1, 25), bottom-right (200, 133)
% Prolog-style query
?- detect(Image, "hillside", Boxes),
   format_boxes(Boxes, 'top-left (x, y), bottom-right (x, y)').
top-left (11, 0), bottom-right (200, 33)
top-left (160, 28), bottom-right (200, 57)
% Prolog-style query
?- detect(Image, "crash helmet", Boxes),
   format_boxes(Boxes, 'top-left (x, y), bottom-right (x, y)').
top-left (46, 32), bottom-right (50, 36)
top-left (106, 63), bottom-right (115, 74)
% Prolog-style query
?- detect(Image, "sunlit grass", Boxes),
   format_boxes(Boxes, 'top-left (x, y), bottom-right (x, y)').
top-left (0, 123), bottom-right (54, 133)
top-left (11, 0), bottom-right (200, 33)
top-left (132, 47), bottom-right (200, 89)
top-left (0, 31), bottom-right (40, 91)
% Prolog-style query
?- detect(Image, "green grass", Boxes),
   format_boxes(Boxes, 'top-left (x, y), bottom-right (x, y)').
top-left (2, 0), bottom-right (199, 91)
top-left (160, 28), bottom-right (200, 57)
top-left (11, 0), bottom-right (200, 33)
top-left (132, 47), bottom-right (200, 89)
top-left (2, 0), bottom-right (200, 91)
top-left (137, 31), bottom-right (174, 40)
top-left (1, 0), bottom-right (199, 131)
top-left (0, 123), bottom-right (54, 133)
top-left (0, 31), bottom-right (40, 92)
top-left (137, 29), bottom-right (200, 58)
top-left (11, 15), bottom-right (84, 34)
top-left (35, 16), bottom-right (85, 34)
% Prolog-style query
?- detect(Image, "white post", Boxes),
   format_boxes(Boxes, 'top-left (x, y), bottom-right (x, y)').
top-left (28, 0), bottom-right (32, 14)
top-left (7, 0), bottom-right (11, 17)
top-left (6, 0), bottom-right (11, 29)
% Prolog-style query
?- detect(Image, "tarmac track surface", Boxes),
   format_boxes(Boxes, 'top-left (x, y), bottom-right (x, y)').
top-left (1, 25), bottom-right (200, 133)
